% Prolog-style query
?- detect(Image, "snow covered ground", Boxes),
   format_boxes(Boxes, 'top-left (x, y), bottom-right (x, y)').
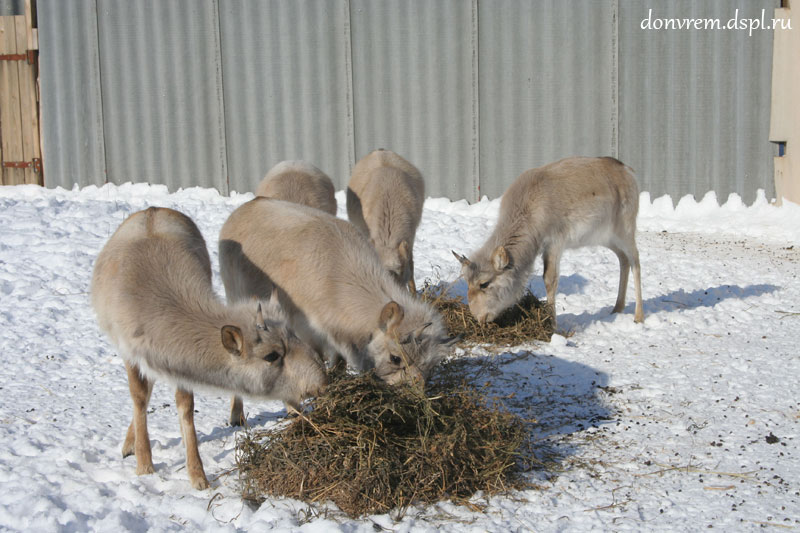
top-left (0, 183), bottom-right (798, 532)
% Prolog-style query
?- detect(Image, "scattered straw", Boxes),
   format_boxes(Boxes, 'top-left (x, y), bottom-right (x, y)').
top-left (420, 282), bottom-right (554, 346)
top-left (236, 372), bottom-right (535, 518)
top-left (635, 463), bottom-right (757, 480)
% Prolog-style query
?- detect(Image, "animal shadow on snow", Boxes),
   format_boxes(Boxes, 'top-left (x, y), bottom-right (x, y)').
top-left (424, 279), bottom-right (611, 475)
top-left (152, 402), bottom-right (291, 466)
top-left (556, 283), bottom-right (779, 332)
top-left (437, 348), bottom-right (613, 482)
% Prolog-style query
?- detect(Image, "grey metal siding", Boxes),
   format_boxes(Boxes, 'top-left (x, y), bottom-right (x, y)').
top-left (618, 0), bottom-right (778, 203)
top-left (218, 0), bottom-right (352, 193)
top-left (38, 0), bottom-right (106, 188)
top-left (35, 1), bottom-right (777, 204)
top-left (0, 0), bottom-right (23, 16)
top-left (478, 0), bottom-right (615, 199)
top-left (96, 0), bottom-right (227, 192)
top-left (350, 0), bottom-right (476, 201)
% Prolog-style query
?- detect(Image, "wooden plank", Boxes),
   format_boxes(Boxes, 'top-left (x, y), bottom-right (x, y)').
top-left (15, 14), bottom-right (40, 184)
top-left (25, 0), bottom-right (42, 185)
top-left (0, 16), bottom-right (25, 185)
top-left (25, 0), bottom-right (35, 51)
top-left (37, 71), bottom-right (43, 183)
top-left (0, 16), bottom-right (7, 185)
top-left (30, 0), bottom-right (42, 183)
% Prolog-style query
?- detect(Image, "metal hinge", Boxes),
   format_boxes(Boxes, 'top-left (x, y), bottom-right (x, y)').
top-left (0, 50), bottom-right (37, 64)
top-left (3, 158), bottom-right (42, 173)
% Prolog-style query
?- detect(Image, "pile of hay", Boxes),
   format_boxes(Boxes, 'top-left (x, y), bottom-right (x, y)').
top-left (421, 283), bottom-right (554, 345)
top-left (236, 372), bottom-right (533, 517)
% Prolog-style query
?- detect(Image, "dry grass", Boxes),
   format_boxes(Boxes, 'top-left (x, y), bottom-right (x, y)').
top-left (236, 371), bottom-right (535, 518)
top-left (235, 282), bottom-right (556, 517)
top-left (420, 282), bottom-right (554, 346)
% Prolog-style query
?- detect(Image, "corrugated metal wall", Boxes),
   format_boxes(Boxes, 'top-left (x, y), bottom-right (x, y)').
top-left (350, 0), bottom-right (477, 201)
top-left (38, 0), bottom-right (106, 188)
top-left (219, 0), bottom-right (353, 192)
top-left (0, 0), bottom-right (23, 16)
top-left (36, 0), bottom-right (777, 202)
top-left (96, 0), bottom-right (227, 191)
top-left (619, 0), bottom-right (778, 202)
top-left (478, 0), bottom-right (616, 199)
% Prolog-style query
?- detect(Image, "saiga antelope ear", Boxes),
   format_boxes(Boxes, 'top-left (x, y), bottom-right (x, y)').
top-left (491, 246), bottom-right (510, 271)
top-left (379, 301), bottom-right (405, 333)
top-left (452, 251), bottom-right (471, 267)
top-left (221, 325), bottom-right (244, 357)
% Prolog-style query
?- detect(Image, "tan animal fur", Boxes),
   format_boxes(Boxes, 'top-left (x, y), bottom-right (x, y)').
top-left (347, 149), bottom-right (425, 293)
top-left (256, 160), bottom-right (337, 216)
top-left (453, 156), bottom-right (644, 329)
top-left (91, 207), bottom-right (327, 488)
top-left (220, 199), bottom-right (455, 400)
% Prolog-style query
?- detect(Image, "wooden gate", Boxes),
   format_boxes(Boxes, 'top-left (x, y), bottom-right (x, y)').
top-left (0, 0), bottom-right (41, 186)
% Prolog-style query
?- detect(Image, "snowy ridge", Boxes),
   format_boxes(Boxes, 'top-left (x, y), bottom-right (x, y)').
top-left (3, 183), bottom-right (798, 243)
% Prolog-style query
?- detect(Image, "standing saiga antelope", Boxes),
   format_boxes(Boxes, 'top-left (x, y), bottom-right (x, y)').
top-left (347, 149), bottom-right (425, 293)
top-left (453, 156), bottom-right (644, 329)
top-left (91, 207), bottom-right (327, 489)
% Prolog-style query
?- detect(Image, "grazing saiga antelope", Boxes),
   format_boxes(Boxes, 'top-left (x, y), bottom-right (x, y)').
top-left (256, 160), bottom-right (337, 216)
top-left (347, 149), bottom-right (425, 293)
top-left (225, 161), bottom-right (336, 425)
top-left (220, 198), bottom-right (455, 402)
top-left (91, 207), bottom-right (327, 489)
top-left (453, 156), bottom-right (644, 329)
